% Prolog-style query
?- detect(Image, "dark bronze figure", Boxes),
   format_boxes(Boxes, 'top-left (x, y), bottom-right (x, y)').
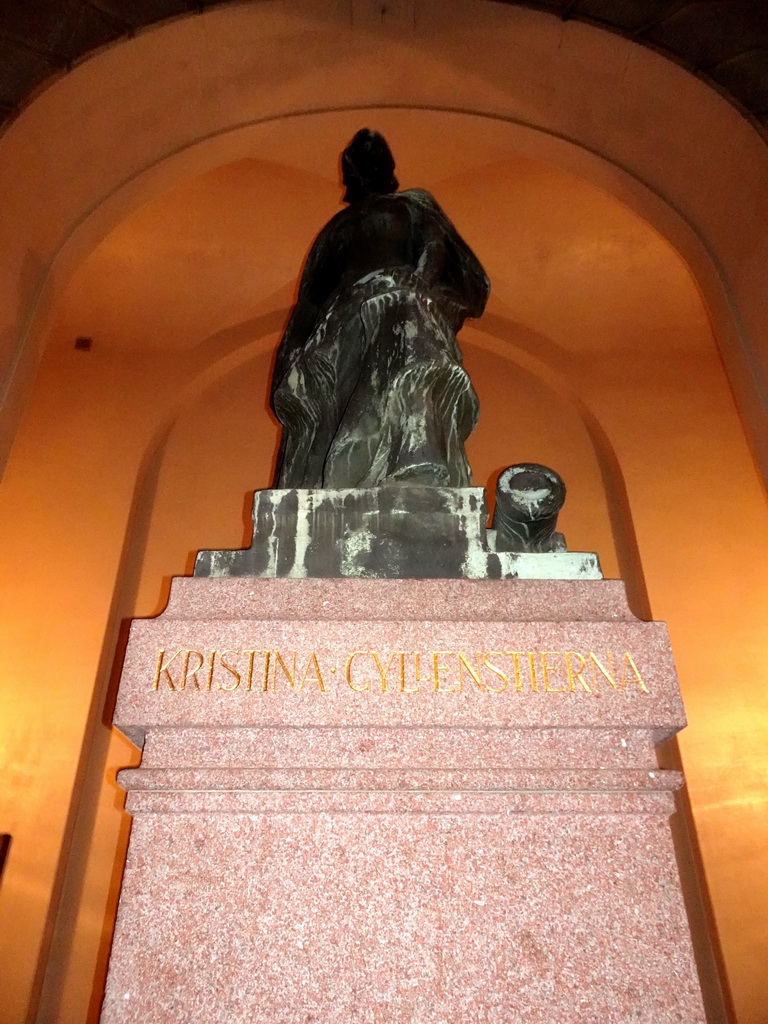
top-left (271, 129), bottom-right (489, 489)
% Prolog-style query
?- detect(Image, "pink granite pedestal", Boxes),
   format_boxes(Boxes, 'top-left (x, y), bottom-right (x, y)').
top-left (102, 578), bottom-right (707, 1023)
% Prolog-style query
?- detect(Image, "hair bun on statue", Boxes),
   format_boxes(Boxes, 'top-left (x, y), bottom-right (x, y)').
top-left (342, 128), bottom-right (399, 203)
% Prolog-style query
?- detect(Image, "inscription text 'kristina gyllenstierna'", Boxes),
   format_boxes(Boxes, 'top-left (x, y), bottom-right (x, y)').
top-left (151, 648), bottom-right (649, 695)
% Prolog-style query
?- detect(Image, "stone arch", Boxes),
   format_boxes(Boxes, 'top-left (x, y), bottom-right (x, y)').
top-left (0, 0), bottom-right (767, 477)
top-left (3, 6), bottom-right (766, 1022)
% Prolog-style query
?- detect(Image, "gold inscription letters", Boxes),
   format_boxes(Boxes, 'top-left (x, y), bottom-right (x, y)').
top-left (151, 648), bottom-right (650, 695)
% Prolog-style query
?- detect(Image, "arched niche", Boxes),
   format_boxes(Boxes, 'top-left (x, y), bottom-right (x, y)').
top-left (0, 0), bottom-right (766, 481)
top-left (1, 7), bottom-right (767, 1023)
top-left (29, 125), bottom-right (757, 1020)
top-left (39, 106), bottom-right (739, 625)
top-left (122, 326), bottom-right (624, 624)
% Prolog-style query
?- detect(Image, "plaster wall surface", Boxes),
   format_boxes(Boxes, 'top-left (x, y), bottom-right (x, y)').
top-left (0, 3), bottom-right (766, 1023)
top-left (0, 1), bottom-right (767, 476)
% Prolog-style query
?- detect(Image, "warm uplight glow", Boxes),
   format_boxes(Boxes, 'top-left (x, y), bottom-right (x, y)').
top-left (0, 4), bottom-right (767, 1024)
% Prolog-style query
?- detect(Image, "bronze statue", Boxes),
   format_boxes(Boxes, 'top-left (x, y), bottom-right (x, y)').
top-left (271, 129), bottom-right (489, 489)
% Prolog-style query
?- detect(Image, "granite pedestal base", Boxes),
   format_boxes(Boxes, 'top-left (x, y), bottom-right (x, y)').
top-left (102, 578), bottom-right (706, 1023)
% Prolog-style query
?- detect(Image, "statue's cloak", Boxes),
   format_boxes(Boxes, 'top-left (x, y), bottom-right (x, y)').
top-left (271, 189), bottom-right (489, 488)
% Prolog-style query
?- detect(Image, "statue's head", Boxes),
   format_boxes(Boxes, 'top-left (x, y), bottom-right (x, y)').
top-left (342, 129), bottom-right (399, 204)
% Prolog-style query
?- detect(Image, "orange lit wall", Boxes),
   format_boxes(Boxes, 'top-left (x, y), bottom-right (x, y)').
top-left (0, 5), bottom-right (766, 1024)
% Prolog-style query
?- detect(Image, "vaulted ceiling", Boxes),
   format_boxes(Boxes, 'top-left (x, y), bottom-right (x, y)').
top-left (0, 1), bottom-right (767, 137)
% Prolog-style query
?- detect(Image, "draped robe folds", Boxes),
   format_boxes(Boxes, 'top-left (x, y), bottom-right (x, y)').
top-left (271, 188), bottom-right (489, 489)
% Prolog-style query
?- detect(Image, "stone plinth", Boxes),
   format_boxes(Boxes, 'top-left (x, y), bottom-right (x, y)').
top-left (193, 487), bottom-right (601, 580)
top-left (102, 578), bottom-right (706, 1024)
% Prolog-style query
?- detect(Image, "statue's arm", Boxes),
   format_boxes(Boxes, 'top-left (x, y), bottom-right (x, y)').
top-left (448, 231), bottom-right (490, 320)
top-left (408, 189), bottom-right (489, 322)
top-left (270, 222), bottom-right (335, 405)
top-left (272, 296), bottom-right (318, 394)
